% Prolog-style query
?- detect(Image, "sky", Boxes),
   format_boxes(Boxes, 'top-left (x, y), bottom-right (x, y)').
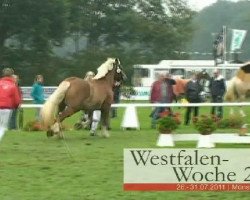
top-left (187, 0), bottom-right (240, 11)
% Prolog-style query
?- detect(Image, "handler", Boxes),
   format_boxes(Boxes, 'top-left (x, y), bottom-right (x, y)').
top-left (0, 68), bottom-right (22, 141)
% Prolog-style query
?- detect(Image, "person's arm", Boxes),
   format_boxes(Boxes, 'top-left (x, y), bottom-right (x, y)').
top-left (169, 79), bottom-right (176, 85)
top-left (31, 84), bottom-right (37, 99)
top-left (221, 79), bottom-right (226, 95)
top-left (150, 82), bottom-right (156, 103)
top-left (13, 86), bottom-right (22, 108)
top-left (198, 82), bottom-right (203, 93)
top-left (185, 82), bottom-right (190, 94)
top-left (37, 88), bottom-right (45, 103)
top-left (31, 84), bottom-right (40, 101)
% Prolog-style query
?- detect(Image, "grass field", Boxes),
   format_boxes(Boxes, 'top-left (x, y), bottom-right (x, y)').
top-left (0, 105), bottom-right (250, 200)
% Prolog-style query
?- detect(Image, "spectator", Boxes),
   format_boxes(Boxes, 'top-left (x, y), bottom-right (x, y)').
top-left (111, 81), bottom-right (121, 118)
top-left (184, 72), bottom-right (203, 125)
top-left (209, 69), bottom-right (226, 119)
top-left (31, 74), bottom-right (45, 121)
top-left (0, 68), bottom-right (22, 141)
top-left (150, 72), bottom-right (176, 129)
top-left (84, 71), bottom-right (95, 81)
top-left (85, 71), bottom-right (102, 135)
top-left (8, 74), bottom-right (22, 130)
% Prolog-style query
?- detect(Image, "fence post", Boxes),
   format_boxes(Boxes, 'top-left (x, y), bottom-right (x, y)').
top-left (19, 108), bottom-right (23, 129)
top-left (121, 105), bottom-right (140, 130)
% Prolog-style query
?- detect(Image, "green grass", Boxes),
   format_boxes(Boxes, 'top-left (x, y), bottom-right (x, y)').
top-left (0, 105), bottom-right (250, 199)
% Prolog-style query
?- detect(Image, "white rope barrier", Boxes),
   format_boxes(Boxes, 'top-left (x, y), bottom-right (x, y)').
top-left (20, 102), bottom-right (250, 108)
top-left (112, 102), bottom-right (250, 107)
top-left (21, 104), bottom-right (43, 108)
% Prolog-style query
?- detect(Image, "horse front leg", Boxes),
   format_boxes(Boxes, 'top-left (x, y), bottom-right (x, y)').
top-left (80, 110), bottom-right (92, 130)
top-left (100, 108), bottom-right (110, 138)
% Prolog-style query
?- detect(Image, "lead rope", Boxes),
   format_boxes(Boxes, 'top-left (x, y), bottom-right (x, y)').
top-left (59, 123), bottom-right (74, 160)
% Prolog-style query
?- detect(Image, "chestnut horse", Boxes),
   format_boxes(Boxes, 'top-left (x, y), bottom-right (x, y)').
top-left (173, 70), bottom-right (210, 100)
top-left (224, 62), bottom-right (250, 117)
top-left (41, 58), bottom-right (125, 138)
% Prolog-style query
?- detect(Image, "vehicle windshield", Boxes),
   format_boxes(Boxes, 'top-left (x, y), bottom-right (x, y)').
top-left (132, 68), bottom-right (149, 86)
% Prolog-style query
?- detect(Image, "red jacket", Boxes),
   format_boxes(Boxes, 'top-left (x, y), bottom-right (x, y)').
top-left (150, 79), bottom-right (175, 103)
top-left (0, 77), bottom-right (22, 109)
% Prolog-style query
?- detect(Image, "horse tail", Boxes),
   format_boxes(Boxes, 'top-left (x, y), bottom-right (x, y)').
top-left (41, 81), bottom-right (71, 129)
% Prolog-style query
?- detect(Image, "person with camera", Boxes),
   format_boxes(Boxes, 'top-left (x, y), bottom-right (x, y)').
top-left (209, 69), bottom-right (226, 119)
top-left (184, 72), bottom-right (203, 125)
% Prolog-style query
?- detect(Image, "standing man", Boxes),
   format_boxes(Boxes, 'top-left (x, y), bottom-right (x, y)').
top-left (31, 75), bottom-right (45, 121)
top-left (209, 69), bottom-right (226, 119)
top-left (150, 72), bottom-right (176, 129)
top-left (8, 74), bottom-right (22, 130)
top-left (0, 68), bottom-right (22, 141)
top-left (111, 81), bottom-right (121, 118)
top-left (184, 72), bottom-right (203, 125)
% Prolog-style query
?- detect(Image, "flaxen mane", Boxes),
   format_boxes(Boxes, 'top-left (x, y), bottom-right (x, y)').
top-left (93, 58), bottom-right (117, 80)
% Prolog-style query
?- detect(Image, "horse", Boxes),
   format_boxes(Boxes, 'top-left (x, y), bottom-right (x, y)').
top-left (40, 58), bottom-right (126, 138)
top-left (173, 70), bottom-right (211, 101)
top-left (224, 62), bottom-right (250, 117)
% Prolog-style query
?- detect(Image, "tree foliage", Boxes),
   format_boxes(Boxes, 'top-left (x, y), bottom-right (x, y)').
top-left (0, 0), bottom-right (195, 85)
top-left (187, 0), bottom-right (250, 61)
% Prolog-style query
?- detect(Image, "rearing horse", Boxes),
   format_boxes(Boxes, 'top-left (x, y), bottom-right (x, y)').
top-left (224, 62), bottom-right (250, 117)
top-left (173, 70), bottom-right (211, 100)
top-left (41, 58), bottom-right (125, 138)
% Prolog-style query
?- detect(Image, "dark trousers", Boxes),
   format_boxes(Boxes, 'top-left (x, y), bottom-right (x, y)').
top-left (8, 109), bottom-right (18, 130)
top-left (211, 95), bottom-right (223, 118)
top-left (185, 106), bottom-right (199, 125)
top-left (111, 96), bottom-right (120, 118)
top-left (151, 106), bottom-right (165, 129)
top-left (111, 107), bottom-right (117, 118)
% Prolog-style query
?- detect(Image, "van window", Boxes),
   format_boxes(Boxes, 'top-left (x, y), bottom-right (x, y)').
top-left (132, 68), bottom-right (149, 86)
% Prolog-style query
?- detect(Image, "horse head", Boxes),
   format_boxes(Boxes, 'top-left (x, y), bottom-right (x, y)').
top-left (113, 58), bottom-right (127, 84)
top-left (197, 70), bottom-right (210, 81)
top-left (93, 57), bottom-right (126, 82)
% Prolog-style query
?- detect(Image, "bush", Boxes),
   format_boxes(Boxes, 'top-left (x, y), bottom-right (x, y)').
top-left (159, 110), bottom-right (182, 125)
top-left (121, 86), bottom-right (136, 99)
top-left (24, 121), bottom-right (69, 132)
top-left (193, 115), bottom-right (217, 135)
top-left (157, 116), bottom-right (179, 134)
top-left (217, 115), bottom-right (244, 129)
top-left (24, 121), bottom-right (43, 131)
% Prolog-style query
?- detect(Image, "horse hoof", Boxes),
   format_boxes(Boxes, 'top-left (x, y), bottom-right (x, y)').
top-left (90, 131), bottom-right (96, 136)
top-left (57, 133), bottom-right (64, 139)
top-left (74, 123), bottom-right (83, 130)
top-left (46, 130), bottom-right (54, 138)
top-left (103, 133), bottom-right (110, 138)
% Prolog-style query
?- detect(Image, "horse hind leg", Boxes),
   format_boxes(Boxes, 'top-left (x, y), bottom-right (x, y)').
top-left (50, 105), bottom-right (77, 139)
top-left (47, 101), bottom-right (65, 138)
top-left (229, 107), bottom-right (234, 115)
top-left (50, 120), bottom-right (63, 139)
top-left (74, 112), bottom-right (91, 130)
top-left (239, 109), bottom-right (246, 117)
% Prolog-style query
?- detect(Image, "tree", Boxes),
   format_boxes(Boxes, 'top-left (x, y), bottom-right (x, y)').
top-left (187, 0), bottom-right (250, 61)
top-left (67, 0), bottom-right (195, 84)
top-left (0, 0), bottom-right (195, 85)
top-left (0, 0), bottom-right (67, 65)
